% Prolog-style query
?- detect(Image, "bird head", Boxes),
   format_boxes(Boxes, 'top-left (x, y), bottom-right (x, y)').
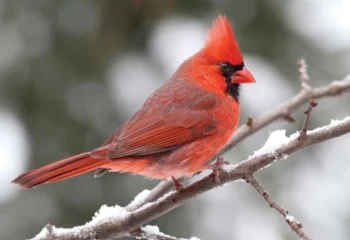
top-left (178, 15), bottom-right (255, 101)
top-left (202, 15), bottom-right (255, 84)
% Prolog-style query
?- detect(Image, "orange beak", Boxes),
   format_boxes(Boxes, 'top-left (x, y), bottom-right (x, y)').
top-left (231, 67), bottom-right (256, 84)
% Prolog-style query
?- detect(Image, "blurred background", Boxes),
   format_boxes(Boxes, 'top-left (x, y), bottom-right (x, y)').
top-left (1, 0), bottom-right (350, 239)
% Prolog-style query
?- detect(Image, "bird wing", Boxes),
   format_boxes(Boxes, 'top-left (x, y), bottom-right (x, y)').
top-left (106, 108), bottom-right (217, 159)
top-left (102, 111), bottom-right (141, 146)
top-left (103, 79), bottom-right (220, 159)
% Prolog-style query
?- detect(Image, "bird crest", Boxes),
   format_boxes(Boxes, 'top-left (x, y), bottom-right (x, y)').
top-left (202, 15), bottom-right (243, 65)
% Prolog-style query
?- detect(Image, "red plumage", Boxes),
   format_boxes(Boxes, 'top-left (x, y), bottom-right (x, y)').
top-left (12, 15), bottom-right (255, 189)
top-left (203, 15), bottom-right (243, 65)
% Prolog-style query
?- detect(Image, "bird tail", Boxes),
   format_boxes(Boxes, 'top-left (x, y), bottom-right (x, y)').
top-left (12, 146), bottom-right (110, 189)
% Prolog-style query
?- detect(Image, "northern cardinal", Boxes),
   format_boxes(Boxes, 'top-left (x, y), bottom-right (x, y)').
top-left (12, 15), bottom-right (255, 189)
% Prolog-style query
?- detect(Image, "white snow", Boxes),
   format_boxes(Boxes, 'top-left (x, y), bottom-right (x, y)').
top-left (141, 225), bottom-right (174, 239)
top-left (221, 130), bottom-right (295, 173)
top-left (246, 116), bottom-right (350, 159)
top-left (331, 117), bottom-right (350, 125)
top-left (89, 204), bottom-right (128, 225)
top-left (142, 225), bottom-right (161, 236)
top-left (30, 228), bottom-right (49, 240)
top-left (30, 190), bottom-right (178, 240)
top-left (223, 130), bottom-right (294, 172)
top-left (137, 190), bottom-right (176, 212)
top-left (52, 204), bottom-right (128, 236)
top-left (249, 130), bottom-right (294, 158)
top-left (307, 116), bottom-right (350, 134)
top-left (31, 204), bottom-right (129, 240)
top-left (141, 225), bottom-right (200, 240)
top-left (223, 116), bottom-right (350, 173)
top-left (127, 189), bottom-right (151, 209)
top-left (285, 214), bottom-right (300, 225)
top-left (221, 163), bottom-right (238, 172)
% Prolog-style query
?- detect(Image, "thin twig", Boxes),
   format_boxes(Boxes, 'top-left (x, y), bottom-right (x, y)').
top-left (283, 113), bottom-right (296, 122)
top-left (45, 223), bottom-right (53, 234)
top-left (244, 174), bottom-right (312, 240)
top-left (298, 58), bottom-right (311, 89)
top-left (299, 99), bottom-right (318, 141)
top-left (245, 117), bottom-right (253, 128)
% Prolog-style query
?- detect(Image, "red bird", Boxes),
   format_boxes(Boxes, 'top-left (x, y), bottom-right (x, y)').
top-left (12, 15), bottom-right (255, 189)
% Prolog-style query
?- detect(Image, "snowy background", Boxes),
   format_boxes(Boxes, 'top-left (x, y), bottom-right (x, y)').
top-left (1, 0), bottom-right (350, 239)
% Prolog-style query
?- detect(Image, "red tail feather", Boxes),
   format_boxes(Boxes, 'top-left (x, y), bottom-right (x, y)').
top-left (12, 147), bottom-right (110, 189)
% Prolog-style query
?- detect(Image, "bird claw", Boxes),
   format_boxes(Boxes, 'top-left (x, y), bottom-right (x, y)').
top-left (171, 176), bottom-right (184, 191)
top-left (210, 157), bottom-right (229, 183)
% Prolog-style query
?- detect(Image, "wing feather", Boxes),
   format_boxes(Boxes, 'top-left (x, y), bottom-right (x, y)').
top-left (107, 109), bottom-right (216, 158)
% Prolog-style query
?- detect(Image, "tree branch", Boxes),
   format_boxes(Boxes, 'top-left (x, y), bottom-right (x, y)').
top-left (244, 174), bottom-right (312, 240)
top-left (299, 98), bottom-right (318, 141)
top-left (31, 116), bottom-right (350, 240)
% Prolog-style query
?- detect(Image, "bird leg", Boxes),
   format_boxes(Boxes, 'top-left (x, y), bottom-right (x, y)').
top-left (171, 176), bottom-right (184, 191)
top-left (207, 157), bottom-right (229, 183)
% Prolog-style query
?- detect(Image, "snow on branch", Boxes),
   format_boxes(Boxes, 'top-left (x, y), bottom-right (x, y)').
top-left (133, 225), bottom-right (200, 240)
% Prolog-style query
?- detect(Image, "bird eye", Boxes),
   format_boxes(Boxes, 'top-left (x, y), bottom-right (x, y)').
top-left (219, 62), bottom-right (230, 71)
top-left (219, 62), bottom-right (245, 77)
top-left (219, 62), bottom-right (233, 76)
